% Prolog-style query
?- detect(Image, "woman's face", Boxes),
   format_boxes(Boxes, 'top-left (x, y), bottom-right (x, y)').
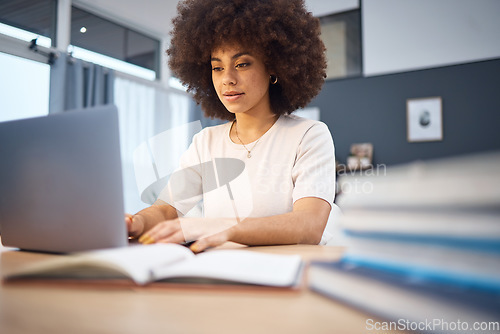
top-left (211, 44), bottom-right (272, 117)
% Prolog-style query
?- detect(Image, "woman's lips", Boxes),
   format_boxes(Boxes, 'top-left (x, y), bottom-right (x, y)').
top-left (223, 91), bottom-right (244, 102)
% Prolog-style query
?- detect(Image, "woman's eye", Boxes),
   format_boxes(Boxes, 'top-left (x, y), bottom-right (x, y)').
top-left (212, 67), bottom-right (223, 72)
top-left (236, 63), bottom-right (250, 68)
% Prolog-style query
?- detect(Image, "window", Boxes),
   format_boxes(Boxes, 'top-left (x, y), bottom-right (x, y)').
top-left (0, 0), bottom-right (56, 46)
top-left (70, 6), bottom-right (160, 78)
top-left (0, 52), bottom-right (50, 123)
top-left (319, 10), bottom-right (362, 80)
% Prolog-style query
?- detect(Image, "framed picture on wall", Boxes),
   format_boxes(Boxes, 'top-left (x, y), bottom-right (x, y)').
top-left (407, 97), bottom-right (443, 142)
top-left (347, 142), bottom-right (373, 170)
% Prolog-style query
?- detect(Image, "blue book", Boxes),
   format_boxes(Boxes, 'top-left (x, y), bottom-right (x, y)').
top-left (339, 209), bottom-right (500, 252)
top-left (341, 254), bottom-right (500, 294)
top-left (338, 209), bottom-right (500, 289)
top-left (308, 260), bottom-right (500, 334)
top-left (341, 232), bottom-right (500, 291)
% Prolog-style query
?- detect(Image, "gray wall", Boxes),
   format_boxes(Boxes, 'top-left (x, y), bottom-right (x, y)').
top-left (310, 58), bottom-right (500, 166)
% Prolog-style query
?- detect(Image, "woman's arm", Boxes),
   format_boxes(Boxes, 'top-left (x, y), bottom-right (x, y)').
top-left (140, 196), bottom-right (331, 252)
top-left (228, 197), bottom-right (331, 246)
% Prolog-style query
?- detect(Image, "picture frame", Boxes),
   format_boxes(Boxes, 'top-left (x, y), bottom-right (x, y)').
top-left (407, 97), bottom-right (443, 142)
top-left (347, 142), bottom-right (373, 170)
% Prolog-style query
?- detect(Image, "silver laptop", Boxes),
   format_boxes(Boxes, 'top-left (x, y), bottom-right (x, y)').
top-left (0, 105), bottom-right (129, 253)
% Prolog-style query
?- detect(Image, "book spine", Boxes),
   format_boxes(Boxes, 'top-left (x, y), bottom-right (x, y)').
top-left (340, 255), bottom-right (500, 294)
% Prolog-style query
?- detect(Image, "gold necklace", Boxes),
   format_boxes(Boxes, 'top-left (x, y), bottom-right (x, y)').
top-left (234, 121), bottom-right (262, 158)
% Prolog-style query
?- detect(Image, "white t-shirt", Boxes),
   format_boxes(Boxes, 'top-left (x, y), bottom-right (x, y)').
top-left (158, 114), bottom-right (336, 239)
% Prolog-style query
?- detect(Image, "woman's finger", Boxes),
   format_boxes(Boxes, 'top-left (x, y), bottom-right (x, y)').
top-left (125, 214), bottom-right (133, 229)
top-left (139, 220), bottom-right (181, 244)
top-left (155, 229), bottom-right (185, 245)
top-left (190, 231), bottom-right (228, 253)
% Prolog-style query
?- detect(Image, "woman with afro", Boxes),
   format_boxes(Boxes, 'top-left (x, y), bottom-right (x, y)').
top-left (126, 0), bottom-right (336, 252)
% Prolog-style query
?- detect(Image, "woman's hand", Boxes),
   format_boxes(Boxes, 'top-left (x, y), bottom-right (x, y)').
top-left (125, 214), bottom-right (144, 238)
top-left (125, 203), bottom-right (178, 239)
top-left (138, 217), bottom-right (238, 253)
top-left (138, 219), bottom-right (185, 245)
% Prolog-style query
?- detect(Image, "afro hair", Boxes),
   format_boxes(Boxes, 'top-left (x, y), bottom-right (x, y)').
top-left (167, 0), bottom-right (327, 121)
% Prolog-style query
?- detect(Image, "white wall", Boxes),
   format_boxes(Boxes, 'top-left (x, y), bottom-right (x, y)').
top-left (362, 0), bottom-right (500, 76)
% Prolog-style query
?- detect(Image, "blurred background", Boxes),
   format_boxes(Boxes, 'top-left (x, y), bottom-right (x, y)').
top-left (1, 0), bottom-right (499, 213)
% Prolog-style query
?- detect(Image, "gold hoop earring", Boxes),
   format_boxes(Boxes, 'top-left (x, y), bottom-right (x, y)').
top-left (270, 75), bottom-right (278, 85)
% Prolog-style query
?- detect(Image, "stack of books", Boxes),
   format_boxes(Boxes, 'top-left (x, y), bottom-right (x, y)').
top-left (309, 151), bottom-right (500, 334)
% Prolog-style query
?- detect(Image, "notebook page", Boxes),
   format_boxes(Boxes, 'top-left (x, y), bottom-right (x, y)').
top-left (152, 250), bottom-right (303, 287)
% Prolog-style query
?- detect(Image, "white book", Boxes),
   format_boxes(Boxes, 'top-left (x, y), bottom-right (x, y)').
top-left (339, 209), bottom-right (500, 240)
top-left (3, 244), bottom-right (303, 288)
top-left (337, 151), bottom-right (500, 209)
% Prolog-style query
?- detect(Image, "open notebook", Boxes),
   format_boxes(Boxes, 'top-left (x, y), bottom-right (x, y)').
top-left (3, 244), bottom-right (304, 288)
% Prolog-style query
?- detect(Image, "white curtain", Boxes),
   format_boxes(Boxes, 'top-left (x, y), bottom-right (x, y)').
top-left (114, 74), bottom-right (192, 213)
top-left (49, 54), bottom-right (114, 113)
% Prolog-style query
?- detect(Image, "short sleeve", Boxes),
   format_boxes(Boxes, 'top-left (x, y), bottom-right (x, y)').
top-left (157, 132), bottom-right (204, 215)
top-left (291, 122), bottom-right (336, 207)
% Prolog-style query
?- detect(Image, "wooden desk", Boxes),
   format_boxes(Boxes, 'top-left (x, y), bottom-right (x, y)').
top-left (0, 243), bottom-right (407, 334)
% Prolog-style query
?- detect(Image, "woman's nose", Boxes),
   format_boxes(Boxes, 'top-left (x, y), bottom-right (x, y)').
top-left (222, 69), bottom-right (237, 86)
